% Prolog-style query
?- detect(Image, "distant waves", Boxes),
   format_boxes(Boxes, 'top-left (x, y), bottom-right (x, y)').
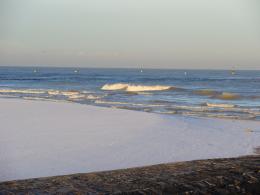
top-left (0, 88), bottom-right (103, 101)
top-left (101, 83), bottom-right (246, 100)
top-left (0, 66), bottom-right (259, 121)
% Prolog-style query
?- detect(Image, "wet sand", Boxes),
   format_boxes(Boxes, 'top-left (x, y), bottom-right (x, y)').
top-left (0, 98), bottom-right (260, 182)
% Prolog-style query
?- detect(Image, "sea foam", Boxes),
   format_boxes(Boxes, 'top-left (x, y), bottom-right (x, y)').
top-left (101, 83), bottom-right (173, 92)
top-left (0, 89), bottom-right (45, 94)
top-left (206, 103), bottom-right (236, 108)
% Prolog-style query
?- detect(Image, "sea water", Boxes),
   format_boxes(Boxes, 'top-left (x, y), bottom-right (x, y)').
top-left (0, 67), bottom-right (259, 120)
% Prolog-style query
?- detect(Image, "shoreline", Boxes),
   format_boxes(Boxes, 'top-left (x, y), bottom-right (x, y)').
top-left (0, 98), bottom-right (260, 182)
top-left (1, 96), bottom-right (258, 122)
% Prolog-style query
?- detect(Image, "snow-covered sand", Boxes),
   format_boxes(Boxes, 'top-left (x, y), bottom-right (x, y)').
top-left (0, 98), bottom-right (260, 182)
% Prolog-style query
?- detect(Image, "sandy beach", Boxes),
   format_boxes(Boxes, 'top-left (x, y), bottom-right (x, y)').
top-left (0, 98), bottom-right (260, 182)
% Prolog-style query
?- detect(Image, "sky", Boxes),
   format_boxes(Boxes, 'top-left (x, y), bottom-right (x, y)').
top-left (0, 0), bottom-right (260, 69)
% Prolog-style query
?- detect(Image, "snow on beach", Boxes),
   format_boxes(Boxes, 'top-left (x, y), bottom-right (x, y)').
top-left (0, 98), bottom-right (260, 182)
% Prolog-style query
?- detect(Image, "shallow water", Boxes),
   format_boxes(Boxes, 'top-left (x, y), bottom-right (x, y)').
top-left (0, 67), bottom-right (259, 120)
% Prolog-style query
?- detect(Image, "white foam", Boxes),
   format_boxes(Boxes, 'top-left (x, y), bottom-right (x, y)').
top-left (0, 89), bottom-right (45, 94)
top-left (68, 94), bottom-right (102, 100)
top-left (47, 90), bottom-right (60, 95)
top-left (85, 95), bottom-right (101, 100)
top-left (67, 94), bottom-right (86, 99)
top-left (101, 83), bottom-right (172, 92)
top-left (206, 103), bottom-right (236, 108)
top-left (47, 90), bottom-right (81, 96)
top-left (60, 91), bottom-right (79, 96)
top-left (126, 85), bottom-right (172, 92)
top-left (101, 83), bottom-right (128, 90)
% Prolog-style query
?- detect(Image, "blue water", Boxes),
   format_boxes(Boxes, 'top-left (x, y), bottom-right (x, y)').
top-left (0, 67), bottom-right (260, 120)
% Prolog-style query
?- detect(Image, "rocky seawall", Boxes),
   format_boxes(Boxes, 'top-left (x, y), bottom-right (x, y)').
top-left (0, 155), bottom-right (259, 194)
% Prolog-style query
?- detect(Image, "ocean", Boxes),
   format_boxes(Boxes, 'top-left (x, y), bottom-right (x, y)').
top-left (0, 67), bottom-right (259, 120)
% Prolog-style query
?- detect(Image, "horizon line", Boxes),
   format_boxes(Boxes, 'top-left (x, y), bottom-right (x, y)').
top-left (0, 65), bottom-right (260, 71)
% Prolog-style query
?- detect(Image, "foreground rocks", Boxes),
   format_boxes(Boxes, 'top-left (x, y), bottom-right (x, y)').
top-left (0, 155), bottom-right (260, 194)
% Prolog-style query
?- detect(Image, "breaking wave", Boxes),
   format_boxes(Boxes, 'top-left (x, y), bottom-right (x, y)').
top-left (0, 89), bottom-right (45, 94)
top-left (47, 90), bottom-right (60, 95)
top-left (0, 88), bottom-right (103, 101)
top-left (101, 83), bottom-right (174, 92)
top-left (205, 103), bottom-right (236, 108)
top-left (0, 86), bottom-right (258, 120)
top-left (60, 91), bottom-right (79, 96)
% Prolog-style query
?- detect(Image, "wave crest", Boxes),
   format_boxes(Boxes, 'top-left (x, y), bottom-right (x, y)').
top-left (0, 89), bottom-right (45, 94)
top-left (193, 89), bottom-right (218, 96)
top-left (214, 92), bottom-right (241, 100)
top-left (101, 83), bottom-right (173, 92)
top-left (101, 83), bottom-right (128, 90)
top-left (206, 103), bottom-right (236, 108)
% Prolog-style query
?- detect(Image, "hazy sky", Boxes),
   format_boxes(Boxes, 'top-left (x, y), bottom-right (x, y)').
top-left (1, 0), bottom-right (260, 69)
